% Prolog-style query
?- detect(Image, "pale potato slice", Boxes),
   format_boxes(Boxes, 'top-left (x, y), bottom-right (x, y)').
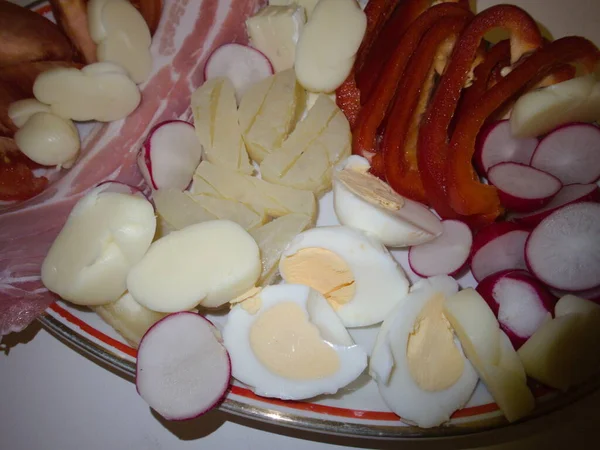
top-left (192, 77), bottom-right (253, 174)
top-left (191, 161), bottom-right (317, 221)
top-left (238, 69), bottom-right (305, 163)
top-left (249, 213), bottom-right (312, 285)
top-left (154, 188), bottom-right (265, 232)
top-left (260, 94), bottom-right (351, 196)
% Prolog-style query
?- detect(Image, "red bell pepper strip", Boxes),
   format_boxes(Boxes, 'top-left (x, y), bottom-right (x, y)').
top-left (417, 4), bottom-right (543, 219)
top-left (356, 0), bottom-right (470, 100)
top-left (335, 0), bottom-right (399, 127)
top-left (352, 2), bottom-right (471, 160)
top-left (382, 15), bottom-right (471, 205)
top-left (448, 36), bottom-right (600, 216)
top-left (0, 138), bottom-right (48, 201)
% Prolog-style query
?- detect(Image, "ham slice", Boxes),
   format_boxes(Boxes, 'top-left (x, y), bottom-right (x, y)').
top-left (0, 0), bottom-right (263, 335)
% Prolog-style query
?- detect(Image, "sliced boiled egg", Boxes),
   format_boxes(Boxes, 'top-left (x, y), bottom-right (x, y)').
top-left (333, 156), bottom-right (443, 247)
top-left (278, 226), bottom-right (409, 327)
top-left (222, 284), bottom-right (367, 400)
top-left (369, 276), bottom-right (478, 428)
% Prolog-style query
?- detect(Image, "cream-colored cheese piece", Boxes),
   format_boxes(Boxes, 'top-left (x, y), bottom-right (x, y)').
top-left (249, 301), bottom-right (341, 379)
top-left (33, 63), bottom-right (141, 122)
top-left (7, 98), bottom-right (51, 128)
top-left (406, 294), bottom-right (464, 391)
top-left (89, 0), bottom-right (153, 84)
top-left (238, 69), bottom-right (305, 163)
top-left (247, 5), bottom-right (306, 72)
top-left (294, 0), bottom-right (366, 93)
top-left (41, 189), bottom-right (156, 306)
top-left (192, 77), bottom-right (253, 174)
top-left (190, 161), bottom-right (317, 221)
top-left (279, 248), bottom-right (355, 310)
top-left (14, 112), bottom-right (80, 168)
top-left (260, 94), bottom-right (351, 196)
top-left (249, 213), bottom-right (312, 285)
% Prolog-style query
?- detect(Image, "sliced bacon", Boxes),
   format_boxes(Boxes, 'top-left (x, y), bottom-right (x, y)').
top-left (0, 0), bottom-right (263, 336)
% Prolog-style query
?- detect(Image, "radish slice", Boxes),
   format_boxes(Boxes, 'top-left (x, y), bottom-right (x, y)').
top-left (136, 312), bottom-right (231, 420)
top-left (487, 162), bottom-right (562, 213)
top-left (474, 121), bottom-right (538, 175)
top-left (510, 183), bottom-right (600, 227)
top-left (204, 43), bottom-right (274, 102)
top-left (408, 220), bottom-right (472, 277)
top-left (526, 202), bottom-right (600, 291)
top-left (137, 120), bottom-right (202, 191)
top-left (470, 222), bottom-right (530, 282)
top-left (96, 180), bottom-right (148, 200)
top-left (550, 285), bottom-right (600, 304)
top-left (476, 270), bottom-right (555, 349)
top-left (530, 123), bottom-right (600, 185)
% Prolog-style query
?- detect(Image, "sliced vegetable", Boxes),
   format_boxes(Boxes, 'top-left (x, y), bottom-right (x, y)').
top-left (510, 183), bottom-right (600, 227)
top-left (474, 120), bottom-right (538, 175)
top-left (443, 288), bottom-right (534, 422)
top-left (470, 222), bottom-right (530, 282)
top-left (510, 74), bottom-right (600, 138)
top-left (137, 120), bottom-right (202, 191)
top-left (408, 219), bottom-right (472, 277)
top-left (204, 43), bottom-right (274, 102)
top-left (530, 123), bottom-right (600, 185)
top-left (487, 162), bottom-right (562, 213)
top-left (525, 202), bottom-right (600, 291)
top-left (136, 312), bottom-right (231, 420)
top-left (476, 270), bottom-right (555, 349)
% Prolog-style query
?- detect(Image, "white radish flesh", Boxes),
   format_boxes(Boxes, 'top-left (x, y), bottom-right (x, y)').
top-left (476, 270), bottom-right (555, 349)
top-left (530, 123), bottom-right (600, 185)
top-left (551, 285), bottom-right (600, 304)
top-left (137, 120), bottom-right (202, 191)
top-left (41, 186), bottom-right (156, 306)
top-left (470, 222), bottom-right (530, 282)
top-left (408, 220), bottom-right (472, 277)
top-left (204, 44), bottom-right (273, 102)
top-left (526, 202), bottom-right (600, 291)
top-left (474, 120), bottom-right (538, 175)
top-left (136, 312), bottom-right (231, 420)
top-left (487, 162), bottom-right (562, 213)
top-left (127, 220), bottom-right (261, 312)
top-left (510, 74), bottom-right (600, 138)
top-left (510, 183), bottom-right (600, 227)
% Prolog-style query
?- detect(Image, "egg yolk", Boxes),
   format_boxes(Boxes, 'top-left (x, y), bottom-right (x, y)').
top-left (249, 301), bottom-right (340, 380)
top-left (406, 293), bottom-right (464, 391)
top-left (336, 167), bottom-right (404, 211)
top-left (279, 248), bottom-right (355, 310)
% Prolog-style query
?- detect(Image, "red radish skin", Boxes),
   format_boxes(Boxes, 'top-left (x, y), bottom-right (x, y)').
top-left (204, 43), bottom-right (274, 102)
top-left (136, 312), bottom-right (231, 421)
top-left (470, 221), bottom-right (531, 282)
top-left (408, 220), bottom-right (473, 277)
top-left (474, 120), bottom-right (538, 175)
top-left (476, 269), bottom-right (556, 349)
top-left (510, 183), bottom-right (600, 227)
top-left (530, 122), bottom-right (600, 185)
top-left (487, 162), bottom-right (562, 213)
top-left (137, 120), bottom-right (202, 191)
top-left (525, 202), bottom-right (600, 292)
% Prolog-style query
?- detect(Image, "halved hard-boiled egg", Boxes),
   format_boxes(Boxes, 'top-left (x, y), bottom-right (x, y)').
top-left (369, 276), bottom-right (479, 428)
top-left (278, 226), bottom-right (409, 327)
top-left (222, 284), bottom-right (367, 400)
top-left (333, 156), bottom-right (443, 247)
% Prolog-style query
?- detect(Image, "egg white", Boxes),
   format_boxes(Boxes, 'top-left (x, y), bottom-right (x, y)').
top-left (370, 276), bottom-right (479, 428)
top-left (279, 226), bottom-right (410, 327)
top-left (222, 284), bottom-right (367, 400)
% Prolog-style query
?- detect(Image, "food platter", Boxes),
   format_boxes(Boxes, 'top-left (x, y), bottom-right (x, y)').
top-left (13, 0), bottom-right (600, 439)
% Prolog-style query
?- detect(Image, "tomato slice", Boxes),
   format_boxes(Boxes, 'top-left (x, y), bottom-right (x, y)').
top-left (0, 141), bottom-right (48, 202)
